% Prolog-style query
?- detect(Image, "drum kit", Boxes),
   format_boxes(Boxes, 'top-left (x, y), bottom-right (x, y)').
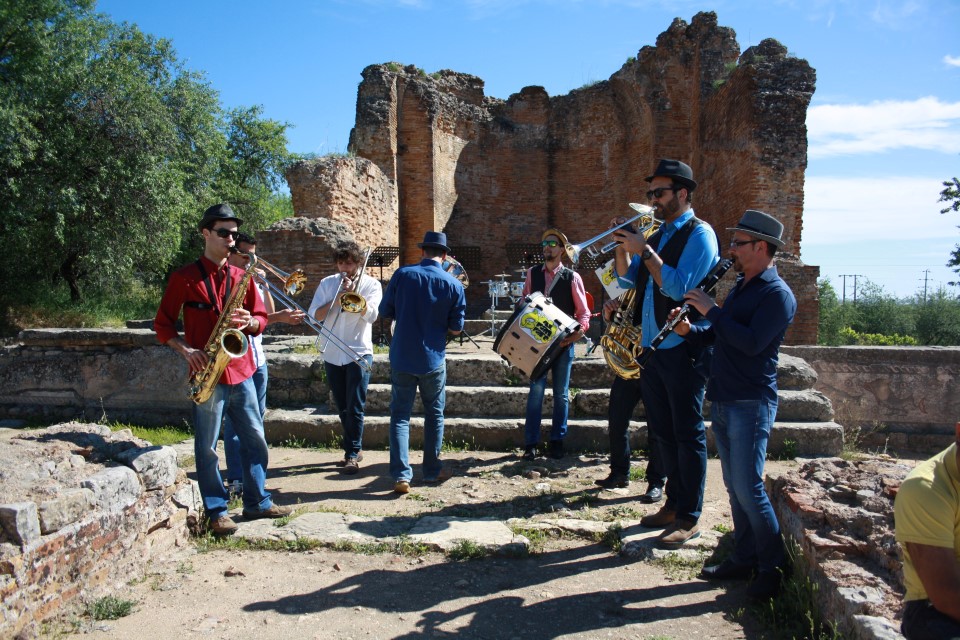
top-left (480, 269), bottom-right (527, 337)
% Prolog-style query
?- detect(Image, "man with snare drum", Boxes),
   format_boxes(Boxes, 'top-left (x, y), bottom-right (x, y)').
top-left (520, 228), bottom-right (590, 460)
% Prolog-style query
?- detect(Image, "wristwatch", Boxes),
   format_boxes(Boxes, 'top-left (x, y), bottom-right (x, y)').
top-left (641, 248), bottom-right (654, 261)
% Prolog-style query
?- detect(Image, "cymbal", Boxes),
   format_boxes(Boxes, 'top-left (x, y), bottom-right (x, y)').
top-left (494, 273), bottom-right (511, 278)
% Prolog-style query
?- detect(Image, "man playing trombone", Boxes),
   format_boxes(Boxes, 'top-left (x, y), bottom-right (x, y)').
top-left (307, 241), bottom-right (382, 475)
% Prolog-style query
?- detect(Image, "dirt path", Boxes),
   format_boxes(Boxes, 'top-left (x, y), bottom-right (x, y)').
top-left (53, 449), bottom-right (797, 639)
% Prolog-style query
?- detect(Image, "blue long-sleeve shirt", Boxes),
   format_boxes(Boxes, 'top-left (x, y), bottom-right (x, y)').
top-left (616, 210), bottom-right (719, 349)
top-left (684, 265), bottom-right (797, 403)
top-left (379, 259), bottom-right (466, 374)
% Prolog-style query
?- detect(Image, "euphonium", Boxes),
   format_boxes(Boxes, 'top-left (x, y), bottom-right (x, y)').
top-left (598, 216), bottom-right (661, 379)
top-left (188, 249), bottom-right (258, 404)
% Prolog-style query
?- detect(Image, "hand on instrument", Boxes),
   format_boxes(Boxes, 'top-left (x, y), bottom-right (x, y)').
top-left (183, 347), bottom-right (208, 375)
top-left (667, 306), bottom-right (692, 336)
top-left (612, 226), bottom-right (646, 255)
top-left (683, 289), bottom-right (716, 316)
top-left (602, 297), bottom-right (620, 322)
top-left (275, 308), bottom-right (305, 325)
top-left (560, 328), bottom-right (584, 348)
top-left (341, 273), bottom-right (357, 293)
top-left (230, 308), bottom-right (255, 331)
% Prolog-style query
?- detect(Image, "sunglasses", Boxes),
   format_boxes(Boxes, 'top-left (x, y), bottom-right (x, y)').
top-left (730, 239), bottom-right (759, 248)
top-left (212, 228), bottom-right (240, 239)
top-left (541, 240), bottom-right (560, 248)
top-left (646, 186), bottom-right (678, 200)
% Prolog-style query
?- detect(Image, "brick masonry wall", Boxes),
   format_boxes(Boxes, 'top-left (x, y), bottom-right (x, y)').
top-left (289, 12), bottom-right (821, 339)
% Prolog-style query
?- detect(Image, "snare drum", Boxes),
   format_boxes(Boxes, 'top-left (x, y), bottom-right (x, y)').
top-left (487, 281), bottom-right (509, 298)
top-left (441, 257), bottom-right (469, 288)
top-left (509, 282), bottom-right (525, 298)
top-left (493, 292), bottom-right (580, 380)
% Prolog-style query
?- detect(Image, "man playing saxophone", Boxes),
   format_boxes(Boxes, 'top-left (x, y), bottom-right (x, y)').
top-left (154, 203), bottom-right (292, 536)
top-left (307, 241), bottom-right (382, 475)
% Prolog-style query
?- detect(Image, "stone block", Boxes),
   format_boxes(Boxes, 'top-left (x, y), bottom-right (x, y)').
top-left (115, 446), bottom-right (178, 490)
top-left (37, 489), bottom-right (95, 534)
top-left (0, 502), bottom-right (40, 546)
top-left (80, 466), bottom-right (141, 511)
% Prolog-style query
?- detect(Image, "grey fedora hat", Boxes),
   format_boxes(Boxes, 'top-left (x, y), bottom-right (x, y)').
top-left (418, 231), bottom-right (451, 253)
top-left (198, 203), bottom-right (242, 230)
top-left (727, 210), bottom-right (785, 248)
top-left (645, 159), bottom-right (697, 192)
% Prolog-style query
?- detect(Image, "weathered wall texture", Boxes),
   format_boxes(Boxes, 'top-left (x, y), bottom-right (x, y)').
top-left (784, 346), bottom-right (960, 453)
top-left (286, 12), bottom-right (820, 343)
top-left (0, 423), bottom-right (196, 637)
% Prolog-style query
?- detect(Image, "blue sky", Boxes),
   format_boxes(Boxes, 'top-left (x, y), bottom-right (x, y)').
top-left (95, 0), bottom-right (960, 299)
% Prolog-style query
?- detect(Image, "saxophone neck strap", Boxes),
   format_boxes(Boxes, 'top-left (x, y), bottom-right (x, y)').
top-left (195, 259), bottom-right (232, 316)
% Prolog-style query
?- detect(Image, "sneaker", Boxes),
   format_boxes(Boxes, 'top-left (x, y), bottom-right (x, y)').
top-left (700, 559), bottom-right (756, 581)
top-left (639, 505), bottom-right (677, 529)
top-left (336, 452), bottom-right (364, 466)
top-left (747, 567), bottom-right (789, 600)
top-left (638, 484), bottom-right (663, 504)
top-left (424, 466), bottom-right (453, 484)
top-left (595, 473), bottom-right (630, 489)
top-left (208, 515), bottom-right (238, 536)
top-left (394, 480), bottom-right (410, 494)
top-left (241, 504), bottom-right (294, 520)
top-left (521, 445), bottom-right (537, 461)
top-left (342, 458), bottom-right (360, 475)
top-left (656, 518), bottom-right (700, 549)
top-left (548, 440), bottom-right (565, 459)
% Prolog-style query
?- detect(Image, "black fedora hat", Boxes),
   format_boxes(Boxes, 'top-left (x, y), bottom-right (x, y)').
top-left (198, 203), bottom-right (242, 230)
top-left (728, 210), bottom-right (785, 248)
top-left (645, 159), bottom-right (697, 192)
top-left (418, 231), bottom-right (451, 253)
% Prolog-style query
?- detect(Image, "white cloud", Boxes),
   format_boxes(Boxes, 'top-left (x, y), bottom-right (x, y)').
top-left (803, 175), bottom-right (956, 245)
top-left (807, 97), bottom-right (960, 158)
top-left (945, 55), bottom-right (960, 68)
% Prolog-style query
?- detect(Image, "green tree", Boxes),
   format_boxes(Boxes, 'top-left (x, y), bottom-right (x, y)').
top-left (849, 281), bottom-right (914, 337)
top-left (914, 288), bottom-right (960, 345)
top-left (0, 0), bottom-right (293, 302)
top-left (941, 176), bottom-right (960, 286)
top-left (817, 278), bottom-right (860, 345)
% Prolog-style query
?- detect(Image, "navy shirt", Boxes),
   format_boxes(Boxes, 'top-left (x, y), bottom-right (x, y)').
top-left (379, 258), bottom-right (466, 375)
top-left (685, 265), bottom-right (796, 403)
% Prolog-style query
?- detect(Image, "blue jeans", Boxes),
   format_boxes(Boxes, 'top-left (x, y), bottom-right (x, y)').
top-left (607, 375), bottom-right (642, 477)
top-left (712, 398), bottom-right (785, 572)
top-left (902, 599), bottom-right (960, 639)
top-left (325, 355), bottom-right (373, 459)
top-left (389, 364), bottom-right (446, 482)
top-left (222, 363), bottom-right (267, 482)
top-left (640, 343), bottom-right (710, 522)
top-left (193, 376), bottom-right (272, 519)
top-left (524, 344), bottom-right (574, 445)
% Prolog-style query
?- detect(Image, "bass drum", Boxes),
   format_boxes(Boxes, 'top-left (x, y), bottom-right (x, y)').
top-left (441, 256), bottom-right (469, 288)
top-left (493, 292), bottom-right (580, 380)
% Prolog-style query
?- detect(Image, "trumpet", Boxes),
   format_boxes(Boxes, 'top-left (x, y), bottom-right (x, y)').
top-left (565, 203), bottom-right (661, 266)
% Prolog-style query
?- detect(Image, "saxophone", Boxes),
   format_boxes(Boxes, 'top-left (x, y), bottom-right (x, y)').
top-left (598, 219), bottom-right (661, 380)
top-left (189, 249), bottom-right (259, 404)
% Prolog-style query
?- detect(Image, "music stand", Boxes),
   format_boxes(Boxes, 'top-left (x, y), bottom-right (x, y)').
top-left (371, 246), bottom-right (400, 346)
top-left (574, 252), bottom-right (610, 340)
top-left (448, 246), bottom-right (481, 273)
top-left (506, 243), bottom-right (544, 271)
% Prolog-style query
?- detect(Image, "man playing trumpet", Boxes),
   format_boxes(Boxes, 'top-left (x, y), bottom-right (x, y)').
top-left (307, 241), bottom-right (382, 474)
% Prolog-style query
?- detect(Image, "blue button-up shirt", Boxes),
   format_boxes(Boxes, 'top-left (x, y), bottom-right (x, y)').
top-left (616, 210), bottom-right (719, 348)
top-left (685, 265), bottom-right (797, 403)
top-left (379, 259), bottom-right (466, 374)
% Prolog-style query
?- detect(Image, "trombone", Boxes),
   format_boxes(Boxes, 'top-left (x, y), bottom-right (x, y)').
top-left (564, 203), bottom-right (661, 266)
top-left (322, 247), bottom-right (373, 355)
top-left (255, 256), bottom-right (372, 372)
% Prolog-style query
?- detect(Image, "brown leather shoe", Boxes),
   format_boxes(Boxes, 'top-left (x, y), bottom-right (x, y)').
top-left (208, 515), bottom-right (238, 536)
top-left (640, 506), bottom-right (677, 529)
top-left (342, 458), bottom-right (360, 475)
top-left (242, 504), bottom-right (293, 520)
top-left (336, 452), bottom-right (364, 466)
top-left (394, 480), bottom-right (410, 494)
top-left (656, 518), bottom-right (700, 549)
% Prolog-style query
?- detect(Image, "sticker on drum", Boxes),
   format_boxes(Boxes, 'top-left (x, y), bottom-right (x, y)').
top-left (509, 282), bottom-right (524, 298)
top-left (493, 292), bottom-right (580, 380)
top-left (487, 281), bottom-right (509, 298)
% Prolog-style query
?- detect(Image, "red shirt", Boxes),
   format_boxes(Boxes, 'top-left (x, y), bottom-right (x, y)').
top-left (154, 255), bottom-right (268, 384)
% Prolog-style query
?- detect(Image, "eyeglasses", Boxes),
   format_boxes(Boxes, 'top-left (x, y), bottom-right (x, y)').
top-left (212, 228), bottom-right (240, 239)
top-left (729, 239), bottom-right (759, 248)
top-left (646, 186), bottom-right (678, 200)
top-left (541, 240), bottom-right (560, 248)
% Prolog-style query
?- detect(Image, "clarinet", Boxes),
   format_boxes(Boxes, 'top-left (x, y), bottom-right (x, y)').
top-left (636, 258), bottom-right (734, 369)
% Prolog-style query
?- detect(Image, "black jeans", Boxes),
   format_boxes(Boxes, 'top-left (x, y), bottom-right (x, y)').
top-left (902, 599), bottom-right (960, 640)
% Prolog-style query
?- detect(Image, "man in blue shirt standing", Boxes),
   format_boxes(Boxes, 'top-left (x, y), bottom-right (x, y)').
top-left (674, 209), bottom-right (797, 600)
top-left (596, 159), bottom-right (719, 551)
top-left (379, 231), bottom-right (467, 494)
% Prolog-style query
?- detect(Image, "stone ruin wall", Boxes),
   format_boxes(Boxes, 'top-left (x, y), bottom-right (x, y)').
top-left (283, 11), bottom-right (819, 343)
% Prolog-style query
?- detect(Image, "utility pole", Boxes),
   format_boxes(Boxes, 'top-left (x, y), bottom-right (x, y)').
top-left (839, 274), bottom-right (862, 304)
top-left (920, 269), bottom-right (931, 303)
top-left (852, 274), bottom-right (862, 304)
